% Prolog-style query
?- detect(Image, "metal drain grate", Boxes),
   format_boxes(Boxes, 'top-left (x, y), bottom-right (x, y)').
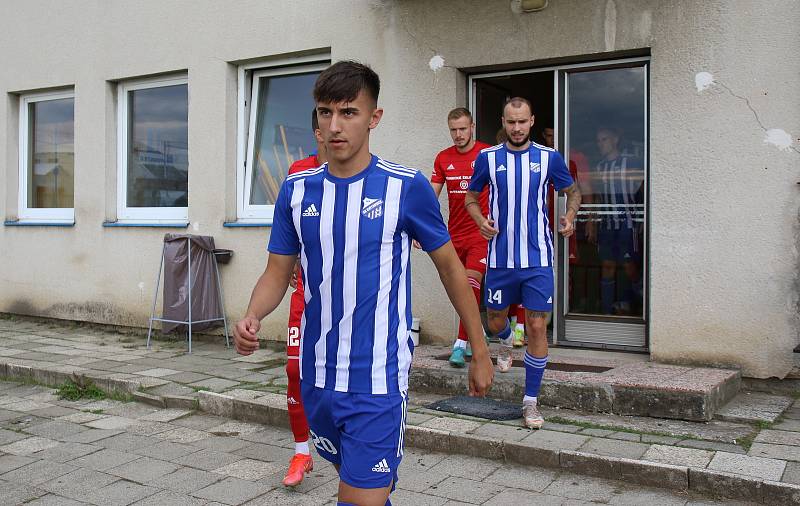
top-left (426, 395), bottom-right (521, 421)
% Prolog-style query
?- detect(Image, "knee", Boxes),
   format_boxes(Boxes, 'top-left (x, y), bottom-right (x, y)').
top-left (486, 311), bottom-right (507, 333)
top-left (525, 316), bottom-right (547, 337)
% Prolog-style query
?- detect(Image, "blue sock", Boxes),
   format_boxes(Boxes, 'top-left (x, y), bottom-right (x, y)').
top-left (496, 320), bottom-right (512, 346)
top-left (524, 352), bottom-right (548, 397)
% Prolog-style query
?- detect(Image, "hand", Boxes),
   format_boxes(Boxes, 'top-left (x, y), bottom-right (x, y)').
top-left (479, 218), bottom-right (499, 241)
top-left (468, 352), bottom-right (494, 397)
top-left (412, 240), bottom-right (422, 250)
top-left (233, 316), bottom-right (261, 356)
top-left (559, 215), bottom-right (575, 238)
top-left (585, 220), bottom-right (597, 244)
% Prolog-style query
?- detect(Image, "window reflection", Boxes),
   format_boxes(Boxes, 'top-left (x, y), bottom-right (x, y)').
top-left (567, 67), bottom-right (646, 318)
top-left (127, 84), bottom-right (188, 208)
top-left (28, 98), bottom-right (74, 208)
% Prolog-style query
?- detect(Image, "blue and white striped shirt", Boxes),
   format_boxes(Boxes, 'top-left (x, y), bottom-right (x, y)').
top-left (468, 143), bottom-right (574, 269)
top-left (268, 155), bottom-right (450, 394)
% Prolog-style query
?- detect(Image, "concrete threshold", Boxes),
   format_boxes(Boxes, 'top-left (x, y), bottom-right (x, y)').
top-left (0, 358), bottom-right (795, 505)
top-left (412, 344), bottom-right (742, 422)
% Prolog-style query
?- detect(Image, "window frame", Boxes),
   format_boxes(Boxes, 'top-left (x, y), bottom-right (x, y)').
top-left (116, 75), bottom-right (189, 224)
top-left (18, 89), bottom-right (76, 224)
top-left (236, 56), bottom-right (328, 223)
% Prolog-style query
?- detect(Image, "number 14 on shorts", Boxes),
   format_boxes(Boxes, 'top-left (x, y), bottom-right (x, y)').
top-left (488, 288), bottom-right (503, 305)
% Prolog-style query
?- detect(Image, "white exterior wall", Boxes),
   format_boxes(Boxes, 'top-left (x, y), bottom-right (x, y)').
top-left (0, 0), bottom-right (797, 378)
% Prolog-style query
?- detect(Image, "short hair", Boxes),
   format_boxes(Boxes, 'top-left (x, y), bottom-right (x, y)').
top-left (447, 107), bottom-right (472, 122)
top-left (597, 126), bottom-right (621, 140)
top-left (311, 108), bottom-right (319, 131)
top-left (503, 96), bottom-right (533, 115)
top-left (313, 60), bottom-right (380, 105)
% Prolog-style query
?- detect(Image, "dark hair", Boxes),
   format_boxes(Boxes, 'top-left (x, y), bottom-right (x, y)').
top-left (447, 107), bottom-right (472, 122)
top-left (311, 108), bottom-right (319, 131)
top-left (314, 60), bottom-right (380, 105)
top-left (503, 96), bottom-right (533, 115)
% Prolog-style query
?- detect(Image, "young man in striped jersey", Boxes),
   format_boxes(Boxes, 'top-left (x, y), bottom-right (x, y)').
top-left (234, 61), bottom-right (493, 506)
top-left (465, 97), bottom-right (581, 429)
top-left (429, 108), bottom-right (491, 368)
top-left (282, 108), bottom-right (326, 487)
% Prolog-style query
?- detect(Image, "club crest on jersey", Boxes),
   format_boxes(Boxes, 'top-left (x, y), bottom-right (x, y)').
top-left (459, 180), bottom-right (469, 190)
top-left (362, 197), bottom-right (383, 219)
top-left (529, 162), bottom-right (541, 173)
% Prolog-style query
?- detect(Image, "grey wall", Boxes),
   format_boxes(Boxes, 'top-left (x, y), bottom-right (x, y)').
top-left (0, 0), bottom-right (797, 378)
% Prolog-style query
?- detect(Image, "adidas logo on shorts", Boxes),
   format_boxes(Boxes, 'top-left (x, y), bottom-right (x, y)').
top-left (287, 397), bottom-right (299, 405)
top-left (302, 204), bottom-right (320, 217)
top-left (371, 458), bottom-right (391, 473)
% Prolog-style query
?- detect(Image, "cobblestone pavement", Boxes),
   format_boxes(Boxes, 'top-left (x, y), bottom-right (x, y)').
top-left (0, 380), bottom-right (742, 505)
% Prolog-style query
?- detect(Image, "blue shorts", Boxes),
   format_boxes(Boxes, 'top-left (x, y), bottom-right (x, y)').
top-left (301, 382), bottom-right (407, 489)
top-left (484, 267), bottom-right (554, 312)
top-left (598, 226), bottom-right (639, 263)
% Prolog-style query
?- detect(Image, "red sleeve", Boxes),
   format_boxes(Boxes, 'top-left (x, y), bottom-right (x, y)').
top-left (431, 152), bottom-right (446, 184)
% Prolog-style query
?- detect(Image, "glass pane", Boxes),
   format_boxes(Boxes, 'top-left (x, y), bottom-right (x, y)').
top-left (28, 98), bottom-right (74, 208)
top-left (566, 67), bottom-right (646, 318)
top-left (127, 84), bottom-right (188, 208)
top-left (250, 72), bottom-right (319, 205)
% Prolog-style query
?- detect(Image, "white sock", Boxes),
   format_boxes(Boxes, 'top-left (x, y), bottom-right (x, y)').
top-left (453, 340), bottom-right (467, 350)
top-left (523, 395), bottom-right (537, 405)
top-left (295, 441), bottom-right (310, 455)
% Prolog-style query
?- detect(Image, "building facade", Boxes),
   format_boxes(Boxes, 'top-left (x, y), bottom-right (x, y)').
top-left (1, 0), bottom-right (798, 378)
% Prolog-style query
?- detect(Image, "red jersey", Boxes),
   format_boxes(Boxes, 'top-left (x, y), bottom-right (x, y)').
top-left (288, 154), bottom-right (321, 175)
top-left (431, 141), bottom-right (491, 245)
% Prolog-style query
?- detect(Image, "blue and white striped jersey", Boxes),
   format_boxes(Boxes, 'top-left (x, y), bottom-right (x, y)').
top-left (268, 155), bottom-right (451, 395)
top-left (468, 143), bottom-right (574, 269)
top-left (595, 155), bottom-right (644, 231)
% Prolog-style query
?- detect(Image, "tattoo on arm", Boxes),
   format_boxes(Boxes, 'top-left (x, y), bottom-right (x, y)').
top-left (564, 183), bottom-right (582, 217)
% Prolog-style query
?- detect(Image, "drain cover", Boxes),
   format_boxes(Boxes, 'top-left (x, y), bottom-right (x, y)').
top-left (426, 395), bottom-right (521, 421)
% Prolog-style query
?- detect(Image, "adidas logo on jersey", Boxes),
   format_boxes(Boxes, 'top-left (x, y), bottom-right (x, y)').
top-left (547, 296), bottom-right (553, 304)
top-left (362, 197), bottom-right (383, 219)
top-left (479, 257), bottom-right (487, 264)
top-left (496, 165), bottom-right (507, 172)
top-left (302, 204), bottom-right (320, 217)
top-left (287, 397), bottom-right (299, 405)
top-left (529, 162), bottom-right (541, 173)
top-left (446, 164), bottom-right (455, 171)
top-left (371, 458), bottom-right (391, 473)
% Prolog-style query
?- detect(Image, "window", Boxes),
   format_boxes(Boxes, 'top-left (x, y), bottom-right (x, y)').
top-left (237, 58), bottom-right (328, 222)
top-left (117, 75), bottom-right (188, 223)
top-left (18, 90), bottom-right (75, 223)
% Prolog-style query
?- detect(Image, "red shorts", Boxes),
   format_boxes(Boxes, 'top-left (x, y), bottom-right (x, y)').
top-left (287, 273), bottom-right (304, 358)
top-left (453, 238), bottom-right (487, 275)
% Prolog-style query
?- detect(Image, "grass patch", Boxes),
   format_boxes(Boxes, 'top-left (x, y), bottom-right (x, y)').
top-left (82, 408), bottom-right (105, 414)
top-left (56, 379), bottom-right (106, 401)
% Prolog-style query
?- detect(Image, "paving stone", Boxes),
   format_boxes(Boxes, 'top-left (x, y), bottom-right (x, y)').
top-left (130, 489), bottom-right (206, 506)
top-left (107, 456), bottom-right (179, 483)
top-left (83, 479), bottom-right (160, 506)
top-left (396, 468), bottom-right (450, 492)
top-left (25, 494), bottom-right (89, 506)
top-left (189, 435), bottom-right (251, 453)
top-left (136, 368), bottom-right (182, 378)
top-left (0, 436), bottom-right (60, 455)
top-left (34, 441), bottom-right (100, 463)
top-left (149, 466), bottom-right (224, 494)
top-left (191, 476), bottom-right (273, 504)
top-left (189, 378), bottom-right (241, 392)
top-left (172, 449), bottom-right (242, 472)
top-left (470, 422), bottom-right (530, 442)
top-left (749, 441), bottom-right (800, 462)
top-left (483, 464), bottom-right (558, 492)
top-left (642, 444), bottom-right (714, 468)
top-left (234, 441), bottom-right (294, 462)
top-left (406, 411), bottom-right (436, 425)
top-left (578, 438), bottom-right (650, 459)
top-left (172, 414), bottom-right (229, 431)
top-left (677, 439), bottom-right (746, 454)
top-left (208, 420), bottom-right (264, 436)
top-left (0, 454), bottom-right (37, 473)
top-left (782, 461), bottom-right (800, 485)
top-left (774, 418), bottom-right (800, 432)
top-left (70, 448), bottom-right (141, 471)
top-left (40, 467), bottom-right (119, 500)
top-left (420, 416), bottom-right (483, 433)
top-left (542, 473), bottom-right (621, 502)
top-left (520, 429), bottom-right (590, 452)
top-left (707, 451), bottom-right (785, 480)
top-left (154, 426), bottom-right (211, 444)
top-left (85, 416), bottom-right (139, 430)
top-left (138, 408), bottom-right (192, 423)
top-left (29, 405), bottom-right (81, 418)
top-left (386, 489), bottom-right (448, 506)
top-left (162, 371), bottom-right (212, 384)
top-left (580, 428), bottom-right (616, 437)
top-left (96, 432), bottom-right (160, 451)
top-left (243, 487), bottom-right (330, 505)
top-left (62, 428), bottom-right (123, 443)
top-left (57, 411), bottom-right (107, 424)
top-left (716, 393), bottom-right (792, 423)
top-left (25, 420), bottom-right (88, 439)
top-left (428, 454), bottom-right (502, 480)
top-left (0, 479), bottom-right (46, 504)
top-left (1, 459), bottom-right (76, 485)
top-left (606, 486), bottom-right (689, 505)
top-left (482, 489), bottom-right (563, 506)
top-left (134, 440), bottom-right (199, 460)
top-left (398, 448), bottom-right (448, 474)
top-left (641, 434), bottom-right (682, 445)
top-left (212, 457), bottom-right (282, 480)
top-left (426, 475), bottom-right (504, 504)
top-left (755, 428), bottom-right (800, 446)
top-left (0, 427), bottom-right (28, 444)
top-left (607, 431), bottom-right (642, 442)
top-left (124, 421), bottom-right (175, 436)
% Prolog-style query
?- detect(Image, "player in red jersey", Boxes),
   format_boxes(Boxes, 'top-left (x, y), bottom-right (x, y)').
top-left (282, 109), bottom-right (326, 487)
top-left (430, 108), bottom-right (491, 367)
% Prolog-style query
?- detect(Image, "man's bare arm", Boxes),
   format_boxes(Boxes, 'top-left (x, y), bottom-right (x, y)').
top-left (427, 241), bottom-right (493, 396)
top-left (465, 190), bottom-right (497, 240)
top-left (563, 182), bottom-right (582, 223)
top-left (431, 182), bottom-right (444, 198)
top-left (244, 253), bottom-right (297, 320)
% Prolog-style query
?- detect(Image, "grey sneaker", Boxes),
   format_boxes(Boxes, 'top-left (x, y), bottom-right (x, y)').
top-left (497, 345), bottom-right (513, 373)
top-left (523, 399), bottom-right (544, 429)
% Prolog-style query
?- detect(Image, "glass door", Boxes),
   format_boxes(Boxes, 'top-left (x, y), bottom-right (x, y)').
top-left (559, 63), bottom-right (648, 348)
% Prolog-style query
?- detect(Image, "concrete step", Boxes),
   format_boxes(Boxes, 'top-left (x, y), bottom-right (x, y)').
top-left (716, 392), bottom-right (794, 424)
top-left (412, 345), bottom-right (742, 422)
